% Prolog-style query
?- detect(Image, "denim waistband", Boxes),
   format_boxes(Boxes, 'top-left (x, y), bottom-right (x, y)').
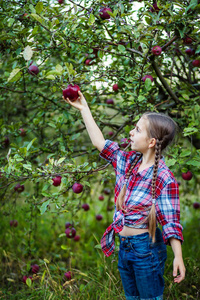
top-left (118, 232), bottom-right (150, 242)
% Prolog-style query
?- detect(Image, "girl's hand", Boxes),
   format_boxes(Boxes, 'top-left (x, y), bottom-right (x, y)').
top-left (62, 91), bottom-right (88, 111)
top-left (173, 256), bottom-right (186, 283)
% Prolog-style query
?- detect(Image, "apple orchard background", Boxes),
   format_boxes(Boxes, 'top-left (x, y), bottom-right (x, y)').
top-left (0, 0), bottom-right (200, 299)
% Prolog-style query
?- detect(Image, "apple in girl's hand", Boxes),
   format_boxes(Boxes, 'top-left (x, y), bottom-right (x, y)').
top-left (181, 171), bottom-right (193, 180)
top-left (52, 176), bottom-right (62, 186)
top-left (72, 182), bottom-right (83, 193)
top-left (62, 84), bottom-right (80, 101)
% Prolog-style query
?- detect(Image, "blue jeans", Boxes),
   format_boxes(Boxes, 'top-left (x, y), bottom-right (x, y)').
top-left (118, 228), bottom-right (167, 300)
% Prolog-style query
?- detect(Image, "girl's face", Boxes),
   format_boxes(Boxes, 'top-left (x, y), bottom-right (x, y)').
top-left (129, 117), bottom-right (154, 153)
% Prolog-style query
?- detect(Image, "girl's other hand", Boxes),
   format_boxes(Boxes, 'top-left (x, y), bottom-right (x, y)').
top-left (62, 91), bottom-right (88, 111)
top-left (173, 256), bottom-right (186, 283)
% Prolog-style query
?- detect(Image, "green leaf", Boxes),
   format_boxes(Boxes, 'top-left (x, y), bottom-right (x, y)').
top-left (56, 64), bottom-right (63, 73)
top-left (26, 278), bottom-right (32, 287)
top-left (35, 1), bottom-right (43, 14)
top-left (94, 244), bottom-right (102, 249)
top-left (183, 127), bottom-right (198, 136)
top-left (7, 68), bottom-right (22, 83)
top-left (180, 150), bottom-right (191, 157)
top-left (23, 46), bottom-right (33, 61)
top-left (46, 75), bottom-right (56, 80)
top-left (59, 233), bottom-right (66, 238)
top-left (30, 13), bottom-right (44, 24)
top-left (57, 157), bottom-right (66, 164)
top-left (40, 200), bottom-right (50, 215)
top-left (186, 160), bottom-right (200, 167)
top-left (144, 78), bottom-right (152, 90)
top-left (8, 18), bottom-right (15, 27)
top-left (61, 245), bottom-right (70, 250)
top-left (23, 164), bottom-right (32, 170)
top-left (88, 13), bottom-right (95, 25)
top-left (118, 44), bottom-right (126, 52)
top-left (27, 138), bottom-right (37, 151)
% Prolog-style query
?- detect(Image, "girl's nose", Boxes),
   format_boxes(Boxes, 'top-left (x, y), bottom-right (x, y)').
top-left (130, 129), bottom-right (134, 136)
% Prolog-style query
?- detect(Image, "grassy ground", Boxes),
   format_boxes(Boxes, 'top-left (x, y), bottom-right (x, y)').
top-left (0, 204), bottom-right (199, 300)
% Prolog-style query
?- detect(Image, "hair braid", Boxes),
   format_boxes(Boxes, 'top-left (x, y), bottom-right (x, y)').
top-left (116, 153), bottom-right (143, 211)
top-left (148, 139), bottom-right (162, 242)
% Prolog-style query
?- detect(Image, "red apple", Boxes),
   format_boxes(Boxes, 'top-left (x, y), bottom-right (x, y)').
top-left (107, 206), bottom-right (114, 211)
top-left (58, 0), bottom-right (64, 3)
top-left (106, 98), bottom-right (114, 105)
top-left (96, 214), bottom-right (103, 221)
top-left (181, 171), bottom-right (193, 181)
top-left (99, 7), bottom-right (112, 20)
top-left (65, 222), bottom-right (72, 229)
top-left (22, 276), bottom-right (28, 283)
top-left (62, 84), bottom-right (80, 101)
top-left (150, 3), bottom-right (160, 13)
top-left (103, 188), bottom-right (111, 195)
top-left (82, 203), bottom-right (90, 211)
top-left (183, 37), bottom-right (193, 45)
top-left (113, 84), bottom-right (119, 91)
top-left (52, 176), bottom-right (62, 187)
top-left (19, 128), bottom-right (26, 137)
top-left (14, 183), bottom-right (25, 193)
top-left (10, 220), bottom-right (18, 227)
top-left (31, 264), bottom-right (39, 274)
top-left (192, 60), bottom-right (200, 67)
top-left (3, 136), bottom-right (10, 148)
top-left (85, 59), bottom-right (93, 65)
top-left (98, 195), bottom-right (104, 201)
top-left (65, 227), bottom-right (76, 238)
top-left (64, 271), bottom-right (72, 280)
top-left (142, 75), bottom-right (154, 82)
top-left (193, 202), bottom-right (200, 209)
top-left (74, 235), bottom-right (80, 241)
top-left (185, 48), bottom-right (195, 56)
top-left (108, 131), bottom-right (114, 137)
top-left (28, 65), bottom-right (39, 76)
top-left (72, 182), bottom-right (83, 194)
top-left (120, 138), bottom-right (129, 148)
top-left (151, 45), bottom-right (162, 56)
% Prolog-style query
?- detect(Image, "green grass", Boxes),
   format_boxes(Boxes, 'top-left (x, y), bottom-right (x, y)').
top-left (0, 204), bottom-right (200, 300)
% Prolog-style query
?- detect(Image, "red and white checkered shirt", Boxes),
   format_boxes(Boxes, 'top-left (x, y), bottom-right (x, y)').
top-left (99, 140), bottom-right (184, 257)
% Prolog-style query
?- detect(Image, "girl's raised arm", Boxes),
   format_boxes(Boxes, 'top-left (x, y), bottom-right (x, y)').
top-left (63, 91), bottom-right (105, 152)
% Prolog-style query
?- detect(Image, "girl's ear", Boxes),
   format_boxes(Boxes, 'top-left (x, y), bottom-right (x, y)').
top-left (148, 138), bottom-right (156, 149)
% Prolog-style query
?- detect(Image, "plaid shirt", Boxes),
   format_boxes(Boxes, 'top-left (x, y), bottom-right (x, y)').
top-left (100, 140), bottom-right (184, 257)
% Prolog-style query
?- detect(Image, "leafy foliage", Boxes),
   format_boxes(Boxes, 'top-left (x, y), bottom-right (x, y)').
top-left (0, 0), bottom-right (200, 298)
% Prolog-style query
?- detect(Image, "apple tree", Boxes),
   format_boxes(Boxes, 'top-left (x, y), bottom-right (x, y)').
top-left (0, 0), bottom-right (200, 253)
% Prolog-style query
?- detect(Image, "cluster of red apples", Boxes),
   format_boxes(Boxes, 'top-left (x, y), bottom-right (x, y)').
top-left (22, 264), bottom-right (39, 284)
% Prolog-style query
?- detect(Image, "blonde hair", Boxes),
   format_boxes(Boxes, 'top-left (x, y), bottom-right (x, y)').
top-left (116, 112), bottom-right (177, 242)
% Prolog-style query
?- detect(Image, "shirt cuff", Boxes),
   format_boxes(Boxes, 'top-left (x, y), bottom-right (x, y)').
top-left (99, 139), bottom-right (120, 162)
top-left (162, 222), bottom-right (184, 245)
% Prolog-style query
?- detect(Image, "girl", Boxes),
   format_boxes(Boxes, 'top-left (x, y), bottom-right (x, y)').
top-left (63, 91), bottom-right (185, 300)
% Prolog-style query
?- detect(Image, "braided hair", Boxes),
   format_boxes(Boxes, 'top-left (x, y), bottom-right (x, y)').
top-left (116, 112), bottom-right (177, 242)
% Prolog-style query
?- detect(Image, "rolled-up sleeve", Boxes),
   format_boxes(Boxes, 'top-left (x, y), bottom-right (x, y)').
top-left (156, 181), bottom-right (184, 245)
top-left (99, 140), bottom-right (120, 170)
